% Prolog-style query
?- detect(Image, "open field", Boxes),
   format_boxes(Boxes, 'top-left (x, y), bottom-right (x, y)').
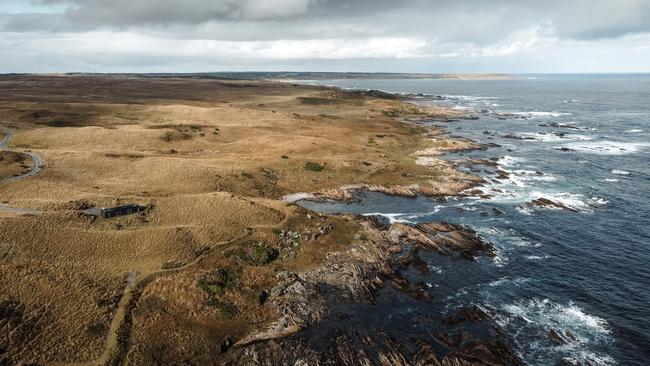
top-left (0, 75), bottom-right (473, 364)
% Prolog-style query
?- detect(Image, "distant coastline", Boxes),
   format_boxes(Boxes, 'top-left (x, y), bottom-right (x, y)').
top-left (6, 71), bottom-right (516, 81)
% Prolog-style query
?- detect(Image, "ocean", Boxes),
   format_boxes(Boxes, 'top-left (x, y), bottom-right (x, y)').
top-left (296, 75), bottom-right (650, 365)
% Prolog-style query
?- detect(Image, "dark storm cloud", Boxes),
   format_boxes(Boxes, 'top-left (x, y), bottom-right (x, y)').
top-left (2, 0), bottom-right (650, 73)
top-left (3, 0), bottom-right (645, 42)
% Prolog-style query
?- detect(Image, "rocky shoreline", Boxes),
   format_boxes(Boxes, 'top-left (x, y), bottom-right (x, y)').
top-left (221, 214), bottom-right (522, 365)
top-left (218, 96), bottom-right (524, 365)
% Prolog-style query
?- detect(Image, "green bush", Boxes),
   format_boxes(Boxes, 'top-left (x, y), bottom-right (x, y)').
top-left (304, 161), bottom-right (325, 172)
top-left (251, 243), bottom-right (279, 266)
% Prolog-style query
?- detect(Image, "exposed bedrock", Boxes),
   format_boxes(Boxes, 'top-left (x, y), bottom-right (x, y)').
top-left (225, 216), bottom-right (518, 365)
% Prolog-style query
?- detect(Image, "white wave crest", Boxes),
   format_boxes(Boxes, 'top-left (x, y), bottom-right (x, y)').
top-left (568, 141), bottom-right (649, 155)
top-left (611, 170), bottom-right (630, 175)
top-left (520, 132), bottom-right (592, 142)
top-left (362, 212), bottom-right (413, 224)
top-left (498, 298), bottom-right (616, 366)
top-left (511, 111), bottom-right (572, 118)
top-left (497, 155), bottom-right (525, 167)
top-left (442, 94), bottom-right (497, 101)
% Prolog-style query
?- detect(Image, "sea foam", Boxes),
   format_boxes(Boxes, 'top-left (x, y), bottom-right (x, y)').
top-left (498, 298), bottom-right (616, 366)
top-left (567, 141), bottom-right (649, 155)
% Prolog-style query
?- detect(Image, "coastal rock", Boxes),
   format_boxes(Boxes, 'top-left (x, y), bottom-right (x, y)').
top-left (471, 158), bottom-right (498, 166)
top-left (385, 221), bottom-right (496, 259)
top-left (496, 169), bottom-right (510, 180)
top-left (539, 122), bottom-right (581, 130)
top-left (528, 198), bottom-right (578, 212)
top-left (223, 215), bottom-right (513, 365)
top-left (226, 304), bottom-right (521, 366)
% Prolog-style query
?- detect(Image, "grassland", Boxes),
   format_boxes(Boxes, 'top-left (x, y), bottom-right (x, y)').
top-left (0, 75), bottom-right (474, 364)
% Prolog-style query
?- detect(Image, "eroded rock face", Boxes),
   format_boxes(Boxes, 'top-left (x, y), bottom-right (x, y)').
top-left (225, 217), bottom-right (516, 365)
top-left (224, 305), bottom-right (521, 366)
top-left (387, 221), bottom-right (496, 259)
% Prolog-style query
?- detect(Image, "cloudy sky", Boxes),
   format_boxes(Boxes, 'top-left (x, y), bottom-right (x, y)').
top-left (1, 0), bottom-right (650, 73)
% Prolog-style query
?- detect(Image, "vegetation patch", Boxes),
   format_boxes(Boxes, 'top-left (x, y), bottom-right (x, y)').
top-left (319, 114), bottom-right (341, 120)
top-left (147, 124), bottom-right (205, 130)
top-left (346, 89), bottom-right (399, 100)
top-left (104, 153), bottom-right (145, 160)
top-left (21, 110), bottom-right (100, 127)
top-left (205, 299), bottom-right (239, 318)
top-left (160, 130), bottom-right (194, 142)
top-left (298, 97), bottom-right (338, 105)
top-left (304, 161), bottom-right (325, 172)
top-left (198, 268), bottom-right (238, 294)
top-left (225, 241), bottom-right (278, 266)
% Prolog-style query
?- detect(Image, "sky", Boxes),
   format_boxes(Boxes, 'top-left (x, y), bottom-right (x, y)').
top-left (1, 0), bottom-right (650, 73)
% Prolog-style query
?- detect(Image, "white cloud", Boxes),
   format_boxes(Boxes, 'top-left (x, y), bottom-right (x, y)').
top-left (2, 1), bottom-right (650, 72)
top-left (1, 30), bottom-right (428, 62)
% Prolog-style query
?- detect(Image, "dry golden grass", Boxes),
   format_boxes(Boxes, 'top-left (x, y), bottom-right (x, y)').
top-left (0, 151), bottom-right (33, 178)
top-left (0, 75), bottom-right (464, 364)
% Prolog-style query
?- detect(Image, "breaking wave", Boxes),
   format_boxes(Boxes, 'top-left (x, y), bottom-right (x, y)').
top-left (519, 132), bottom-right (592, 142)
top-left (498, 298), bottom-right (616, 366)
top-left (567, 141), bottom-right (649, 155)
top-left (511, 111), bottom-right (572, 118)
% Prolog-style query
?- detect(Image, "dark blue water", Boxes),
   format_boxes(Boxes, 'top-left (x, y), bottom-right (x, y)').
top-left (298, 76), bottom-right (650, 365)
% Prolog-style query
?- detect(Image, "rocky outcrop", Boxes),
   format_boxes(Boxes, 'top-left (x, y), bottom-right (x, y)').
top-left (224, 216), bottom-right (515, 365)
top-left (528, 197), bottom-right (578, 212)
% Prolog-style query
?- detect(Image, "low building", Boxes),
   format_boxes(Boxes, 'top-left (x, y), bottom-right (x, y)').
top-left (100, 204), bottom-right (144, 218)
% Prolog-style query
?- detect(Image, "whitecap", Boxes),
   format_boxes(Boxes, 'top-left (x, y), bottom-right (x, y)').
top-left (516, 205), bottom-right (534, 215)
top-left (625, 129), bottom-right (643, 133)
top-left (511, 111), bottom-right (572, 118)
top-left (526, 255), bottom-right (550, 260)
top-left (477, 227), bottom-right (533, 249)
top-left (498, 298), bottom-right (616, 366)
top-left (487, 190), bottom-right (603, 213)
top-left (442, 94), bottom-right (497, 101)
top-left (497, 155), bottom-right (525, 167)
top-left (486, 277), bottom-right (531, 288)
top-left (401, 209), bottom-right (441, 220)
top-left (362, 212), bottom-right (413, 224)
top-left (611, 170), bottom-right (630, 175)
top-left (527, 191), bottom-right (595, 212)
top-left (428, 265), bottom-right (443, 274)
top-left (500, 299), bottom-right (611, 334)
top-left (519, 132), bottom-right (592, 142)
top-left (568, 141), bottom-right (649, 155)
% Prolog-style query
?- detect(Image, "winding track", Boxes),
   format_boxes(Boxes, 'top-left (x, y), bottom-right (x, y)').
top-left (0, 126), bottom-right (42, 213)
